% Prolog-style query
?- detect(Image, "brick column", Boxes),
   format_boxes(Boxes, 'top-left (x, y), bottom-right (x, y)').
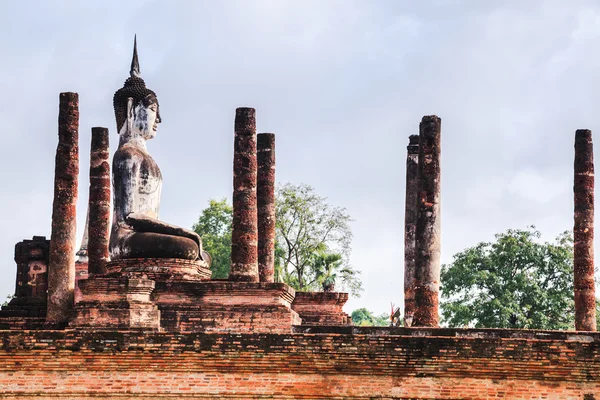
top-left (47, 92), bottom-right (79, 325)
top-left (230, 108), bottom-right (259, 282)
top-left (257, 133), bottom-right (276, 283)
top-left (404, 134), bottom-right (419, 327)
top-left (413, 115), bottom-right (441, 327)
top-left (574, 129), bottom-right (596, 331)
top-left (87, 127), bottom-right (111, 276)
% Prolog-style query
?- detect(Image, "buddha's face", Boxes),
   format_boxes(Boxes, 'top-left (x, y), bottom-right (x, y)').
top-left (133, 97), bottom-right (162, 140)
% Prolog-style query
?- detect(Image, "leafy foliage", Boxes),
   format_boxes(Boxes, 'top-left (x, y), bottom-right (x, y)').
top-left (192, 184), bottom-right (363, 297)
top-left (440, 227), bottom-right (575, 329)
top-left (275, 183), bottom-right (362, 296)
top-left (192, 198), bottom-right (232, 279)
top-left (351, 308), bottom-right (390, 326)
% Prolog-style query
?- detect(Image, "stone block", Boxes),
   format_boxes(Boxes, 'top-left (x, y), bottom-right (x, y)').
top-left (71, 275), bottom-right (160, 330)
top-left (292, 291), bottom-right (351, 326)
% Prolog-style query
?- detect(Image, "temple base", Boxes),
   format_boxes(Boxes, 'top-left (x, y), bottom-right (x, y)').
top-left (72, 258), bottom-right (303, 333)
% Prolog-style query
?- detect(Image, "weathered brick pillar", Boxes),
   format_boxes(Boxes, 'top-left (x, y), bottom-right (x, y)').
top-left (230, 107), bottom-right (259, 282)
top-left (257, 133), bottom-right (276, 283)
top-left (404, 134), bottom-right (419, 327)
top-left (574, 129), bottom-right (596, 331)
top-left (413, 115), bottom-right (441, 327)
top-left (87, 127), bottom-right (111, 276)
top-left (47, 92), bottom-right (79, 325)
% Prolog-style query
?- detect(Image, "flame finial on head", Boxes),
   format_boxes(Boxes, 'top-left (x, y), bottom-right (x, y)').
top-left (130, 35), bottom-right (141, 78)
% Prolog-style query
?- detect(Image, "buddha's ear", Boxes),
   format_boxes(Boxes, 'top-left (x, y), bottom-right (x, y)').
top-left (126, 97), bottom-right (134, 134)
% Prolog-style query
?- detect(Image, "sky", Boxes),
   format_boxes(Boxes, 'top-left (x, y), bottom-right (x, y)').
top-left (0, 0), bottom-right (598, 316)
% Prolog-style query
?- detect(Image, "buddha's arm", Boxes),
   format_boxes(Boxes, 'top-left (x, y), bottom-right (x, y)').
top-left (114, 149), bottom-right (204, 259)
top-left (113, 150), bottom-right (139, 226)
top-left (126, 213), bottom-right (203, 252)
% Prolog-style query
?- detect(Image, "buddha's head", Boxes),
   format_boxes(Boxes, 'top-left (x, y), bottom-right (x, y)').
top-left (113, 36), bottom-right (161, 140)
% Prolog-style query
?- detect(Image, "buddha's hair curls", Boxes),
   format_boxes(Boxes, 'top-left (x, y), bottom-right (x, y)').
top-left (113, 76), bottom-right (157, 133)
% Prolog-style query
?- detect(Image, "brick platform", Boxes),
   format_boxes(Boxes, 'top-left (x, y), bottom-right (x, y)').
top-left (154, 281), bottom-right (300, 333)
top-left (0, 328), bottom-right (598, 399)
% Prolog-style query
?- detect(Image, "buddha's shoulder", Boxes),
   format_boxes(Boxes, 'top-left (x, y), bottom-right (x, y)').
top-left (113, 146), bottom-right (161, 177)
top-left (113, 146), bottom-right (148, 163)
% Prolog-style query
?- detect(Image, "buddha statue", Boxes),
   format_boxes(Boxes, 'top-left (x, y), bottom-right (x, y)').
top-left (109, 37), bottom-right (207, 262)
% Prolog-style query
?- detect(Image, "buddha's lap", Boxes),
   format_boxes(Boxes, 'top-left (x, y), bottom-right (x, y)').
top-left (119, 232), bottom-right (199, 260)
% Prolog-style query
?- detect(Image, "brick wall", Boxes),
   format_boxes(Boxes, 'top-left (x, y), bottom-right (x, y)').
top-left (0, 328), bottom-right (599, 399)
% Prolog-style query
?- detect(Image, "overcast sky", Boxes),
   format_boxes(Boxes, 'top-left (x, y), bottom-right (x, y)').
top-left (0, 0), bottom-right (598, 316)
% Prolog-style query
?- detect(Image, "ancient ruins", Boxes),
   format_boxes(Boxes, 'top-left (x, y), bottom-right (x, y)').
top-left (0, 39), bottom-right (348, 333)
top-left (0, 39), bottom-right (598, 398)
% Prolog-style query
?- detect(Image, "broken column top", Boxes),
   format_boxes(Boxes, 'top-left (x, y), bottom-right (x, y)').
top-left (575, 129), bottom-right (594, 175)
top-left (418, 116), bottom-right (441, 141)
top-left (258, 132), bottom-right (275, 143)
top-left (408, 134), bottom-right (419, 153)
top-left (235, 108), bottom-right (256, 133)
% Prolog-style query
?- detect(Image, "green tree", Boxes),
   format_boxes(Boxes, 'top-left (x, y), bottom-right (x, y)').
top-left (351, 308), bottom-right (390, 326)
top-left (193, 184), bottom-right (363, 296)
top-left (440, 227), bottom-right (575, 330)
top-left (192, 198), bottom-right (232, 279)
top-left (276, 183), bottom-right (362, 296)
top-left (373, 312), bottom-right (391, 327)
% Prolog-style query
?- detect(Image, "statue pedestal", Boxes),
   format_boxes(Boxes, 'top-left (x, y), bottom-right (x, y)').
top-left (105, 258), bottom-right (211, 281)
top-left (291, 292), bottom-right (351, 326)
top-left (71, 258), bottom-right (209, 330)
